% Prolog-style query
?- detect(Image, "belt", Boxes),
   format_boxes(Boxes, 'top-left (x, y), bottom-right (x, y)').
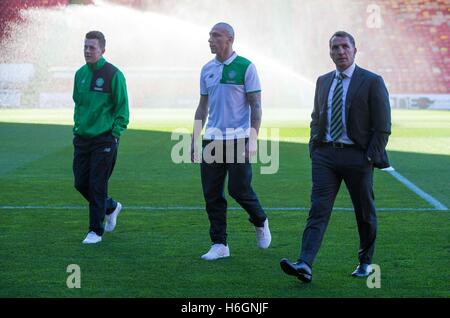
top-left (323, 141), bottom-right (357, 149)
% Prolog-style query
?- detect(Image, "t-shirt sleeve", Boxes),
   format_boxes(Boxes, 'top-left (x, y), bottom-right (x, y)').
top-left (200, 67), bottom-right (208, 96)
top-left (244, 63), bottom-right (261, 93)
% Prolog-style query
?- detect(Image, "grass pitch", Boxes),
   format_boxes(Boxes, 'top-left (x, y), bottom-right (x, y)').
top-left (0, 109), bottom-right (449, 297)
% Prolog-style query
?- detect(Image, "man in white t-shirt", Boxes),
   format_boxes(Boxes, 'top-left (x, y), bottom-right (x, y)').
top-left (191, 22), bottom-right (271, 261)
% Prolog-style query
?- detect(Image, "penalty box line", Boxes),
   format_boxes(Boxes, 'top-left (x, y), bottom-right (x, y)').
top-left (0, 206), bottom-right (446, 212)
top-left (382, 167), bottom-right (448, 211)
top-left (1, 168), bottom-right (448, 213)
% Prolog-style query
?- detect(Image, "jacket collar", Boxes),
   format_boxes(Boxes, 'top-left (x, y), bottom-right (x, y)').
top-left (335, 62), bottom-right (356, 79)
top-left (88, 56), bottom-right (106, 71)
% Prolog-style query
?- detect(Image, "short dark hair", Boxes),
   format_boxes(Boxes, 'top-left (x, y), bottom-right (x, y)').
top-left (85, 31), bottom-right (106, 49)
top-left (329, 31), bottom-right (356, 48)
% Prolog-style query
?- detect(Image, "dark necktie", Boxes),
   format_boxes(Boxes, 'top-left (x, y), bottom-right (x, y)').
top-left (330, 72), bottom-right (345, 141)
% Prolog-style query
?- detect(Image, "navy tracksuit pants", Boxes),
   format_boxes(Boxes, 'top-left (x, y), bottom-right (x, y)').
top-left (73, 131), bottom-right (119, 236)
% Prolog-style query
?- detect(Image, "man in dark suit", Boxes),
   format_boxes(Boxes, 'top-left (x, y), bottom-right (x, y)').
top-left (280, 31), bottom-right (391, 283)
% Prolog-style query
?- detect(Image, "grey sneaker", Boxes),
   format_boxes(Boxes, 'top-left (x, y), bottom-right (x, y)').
top-left (255, 219), bottom-right (271, 249)
top-left (82, 231), bottom-right (102, 244)
top-left (105, 202), bottom-right (122, 232)
top-left (201, 244), bottom-right (230, 260)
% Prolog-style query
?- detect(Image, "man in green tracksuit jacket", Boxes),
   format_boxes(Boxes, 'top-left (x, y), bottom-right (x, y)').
top-left (73, 31), bottom-right (129, 244)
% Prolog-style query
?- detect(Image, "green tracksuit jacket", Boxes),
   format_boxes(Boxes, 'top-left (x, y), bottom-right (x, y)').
top-left (73, 57), bottom-right (129, 138)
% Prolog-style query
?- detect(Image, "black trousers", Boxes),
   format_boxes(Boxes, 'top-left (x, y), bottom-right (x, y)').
top-left (73, 131), bottom-right (118, 236)
top-left (300, 143), bottom-right (377, 266)
top-left (201, 139), bottom-right (267, 245)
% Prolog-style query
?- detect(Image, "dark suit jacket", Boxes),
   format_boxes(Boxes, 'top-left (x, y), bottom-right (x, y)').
top-left (309, 65), bottom-right (391, 168)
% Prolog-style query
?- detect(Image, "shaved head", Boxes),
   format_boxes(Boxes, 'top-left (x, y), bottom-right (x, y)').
top-left (209, 22), bottom-right (235, 62)
top-left (212, 22), bottom-right (235, 39)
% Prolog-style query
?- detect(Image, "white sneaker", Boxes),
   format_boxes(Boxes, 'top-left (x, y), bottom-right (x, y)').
top-left (201, 244), bottom-right (230, 261)
top-left (105, 202), bottom-right (122, 232)
top-left (255, 219), bottom-right (271, 249)
top-left (82, 231), bottom-right (102, 244)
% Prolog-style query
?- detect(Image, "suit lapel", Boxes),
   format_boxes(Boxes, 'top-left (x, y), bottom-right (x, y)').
top-left (345, 65), bottom-right (367, 126)
top-left (345, 65), bottom-right (365, 110)
top-left (318, 72), bottom-right (335, 133)
top-left (320, 71), bottom-right (335, 111)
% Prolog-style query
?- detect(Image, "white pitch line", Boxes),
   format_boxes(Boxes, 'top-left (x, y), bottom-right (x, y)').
top-left (383, 167), bottom-right (448, 211)
top-left (0, 205), bottom-right (445, 211)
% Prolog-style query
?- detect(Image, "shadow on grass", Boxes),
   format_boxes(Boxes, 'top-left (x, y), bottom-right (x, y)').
top-left (0, 122), bottom-right (449, 298)
top-left (0, 122), bottom-right (448, 208)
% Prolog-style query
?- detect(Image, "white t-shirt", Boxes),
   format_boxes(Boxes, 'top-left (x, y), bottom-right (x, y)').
top-left (200, 52), bottom-right (261, 140)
